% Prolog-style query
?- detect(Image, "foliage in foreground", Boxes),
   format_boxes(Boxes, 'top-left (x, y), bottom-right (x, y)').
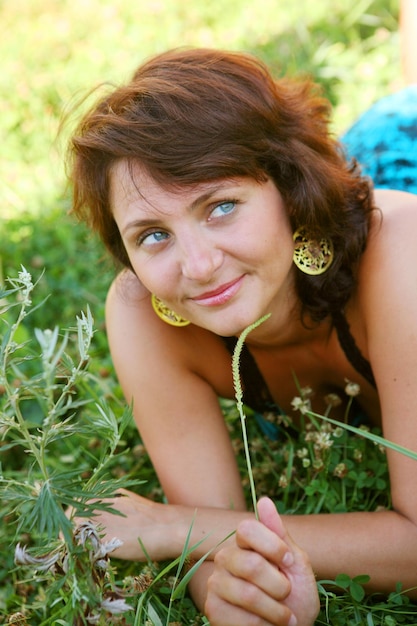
top-left (1, 271), bottom-right (417, 625)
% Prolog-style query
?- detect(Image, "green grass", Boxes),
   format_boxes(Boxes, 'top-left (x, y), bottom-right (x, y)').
top-left (1, 0), bottom-right (415, 624)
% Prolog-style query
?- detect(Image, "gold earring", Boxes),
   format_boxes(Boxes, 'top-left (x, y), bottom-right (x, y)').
top-left (151, 294), bottom-right (190, 327)
top-left (293, 227), bottom-right (334, 275)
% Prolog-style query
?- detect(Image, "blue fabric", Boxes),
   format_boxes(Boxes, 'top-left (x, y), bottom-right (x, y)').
top-left (254, 412), bottom-right (281, 440)
top-left (341, 86), bottom-right (417, 194)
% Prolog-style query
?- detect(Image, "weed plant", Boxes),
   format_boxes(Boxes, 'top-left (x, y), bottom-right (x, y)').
top-left (2, 272), bottom-right (417, 624)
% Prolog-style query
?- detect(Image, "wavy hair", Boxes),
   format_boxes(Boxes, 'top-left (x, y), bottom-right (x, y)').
top-left (69, 47), bottom-right (375, 322)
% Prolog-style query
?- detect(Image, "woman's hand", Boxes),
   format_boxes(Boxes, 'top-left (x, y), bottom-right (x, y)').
top-left (204, 497), bottom-right (319, 626)
top-left (70, 489), bottom-right (176, 561)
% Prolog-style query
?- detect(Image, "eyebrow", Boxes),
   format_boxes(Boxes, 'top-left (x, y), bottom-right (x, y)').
top-left (120, 180), bottom-right (241, 237)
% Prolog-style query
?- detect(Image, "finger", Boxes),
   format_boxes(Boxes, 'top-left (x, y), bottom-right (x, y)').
top-left (258, 497), bottom-right (296, 568)
top-left (258, 497), bottom-right (285, 536)
top-left (235, 517), bottom-right (292, 570)
top-left (207, 567), bottom-right (294, 626)
top-left (215, 546), bottom-right (291, 601)
top-left (205, 593), bottom-right (289, 626)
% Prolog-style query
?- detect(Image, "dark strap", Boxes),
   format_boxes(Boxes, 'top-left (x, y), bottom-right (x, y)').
top-left (331, 311), bottom-right (376, 388)
top-left (222, 309), bottom-right (376, 420)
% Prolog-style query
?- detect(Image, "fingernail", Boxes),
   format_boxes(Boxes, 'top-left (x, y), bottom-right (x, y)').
top-left (282, 550), bottom-right (294, 567)
top-left (289, 615), bottom-right (297, 626)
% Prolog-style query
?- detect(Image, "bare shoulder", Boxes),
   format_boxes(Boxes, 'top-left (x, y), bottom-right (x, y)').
top-left (356, 188), bottom-right (417, 347)
top-left (357, 188), bottom-right (417, 343)
top-left (371, 189), bottom-right (417, 235)
top-left (361, 189), bottom-right (417, 269)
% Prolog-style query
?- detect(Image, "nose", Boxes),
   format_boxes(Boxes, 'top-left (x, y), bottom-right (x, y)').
top-left (179, 231), bottom-right (223, 282)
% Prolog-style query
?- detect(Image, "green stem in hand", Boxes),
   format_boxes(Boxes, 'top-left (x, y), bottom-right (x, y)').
top-left (232, 314), bottom-right (271, 521)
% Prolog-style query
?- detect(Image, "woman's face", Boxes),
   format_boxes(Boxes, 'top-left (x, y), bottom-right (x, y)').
top-left (110, 161), bottom-right (297, 337)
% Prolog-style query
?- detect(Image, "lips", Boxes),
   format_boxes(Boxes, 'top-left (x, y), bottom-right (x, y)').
top-left (191, 276), bottom-right (244, 307)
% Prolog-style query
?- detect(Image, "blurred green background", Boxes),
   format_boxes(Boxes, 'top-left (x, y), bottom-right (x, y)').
top-left (0, 0), bottom-right (401, 332)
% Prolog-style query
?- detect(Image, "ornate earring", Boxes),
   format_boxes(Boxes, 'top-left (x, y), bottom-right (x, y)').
top-left (293, 227), bottom-right (334, 275)
top-left (151, 294), bottom-right (190, 327)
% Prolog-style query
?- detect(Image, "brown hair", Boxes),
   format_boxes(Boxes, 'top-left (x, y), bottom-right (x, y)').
top-left (69, 47), bottom-right (375, 322)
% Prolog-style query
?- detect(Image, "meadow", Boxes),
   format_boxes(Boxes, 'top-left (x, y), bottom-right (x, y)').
top-left (2, 0), bottom-right (417, 624)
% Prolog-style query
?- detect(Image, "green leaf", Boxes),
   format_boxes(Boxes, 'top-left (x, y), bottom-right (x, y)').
top-left (335, 573), bottom-right (352, 589)
top-left (353, 574), bottom-right (371, 585)
top-left (350, 580), bottom-right (366, 602)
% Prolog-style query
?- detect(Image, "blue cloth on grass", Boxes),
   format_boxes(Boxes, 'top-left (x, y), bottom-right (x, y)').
top-left (341, 86), bottom-right (417, 194)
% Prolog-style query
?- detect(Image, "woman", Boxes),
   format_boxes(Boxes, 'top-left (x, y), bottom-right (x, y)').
top-left (69, 48), bottom-right (417, 626)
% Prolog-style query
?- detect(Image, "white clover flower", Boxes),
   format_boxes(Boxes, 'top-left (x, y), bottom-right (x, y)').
top-left (334, 462), bottom-right (348, 478)
top-left (353, 448), bottom-right (363, 462)
top-left (291, 396), bottom-right (311, 415)
top-left (344, 379), bottom-right (361, 397)
top-left (279, 474), bottom-right (289, 488)
top-left (315, 431), bottom-right (334, 450)
top-left (324, 393), bottom-right (342, 408)
top-left (296, 447), bottom-right (309, 458)
top-left (312, 458), bottom-right (324, 470)
top-left (300, 386), bottom-right (314, 399)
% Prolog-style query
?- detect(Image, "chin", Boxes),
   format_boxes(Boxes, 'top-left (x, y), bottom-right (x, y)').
top-left (206, 315), bottom-right (260, 338)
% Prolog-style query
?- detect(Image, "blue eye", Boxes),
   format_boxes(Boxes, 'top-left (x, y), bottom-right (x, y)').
top-left (138, 230), bottom-right (170, 246)
top-left (210, 201), bottom-right (236, 218)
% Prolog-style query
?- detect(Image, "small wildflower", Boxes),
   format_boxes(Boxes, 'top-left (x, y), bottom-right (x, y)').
top-left (100, 597), bottom-right (132, 615)
top-left (353, 448), bottom-right (363, 463)
top-left (296, 447), bottom-right (309, 458)
top-left (300, 386), bottom-right (314, 399)
top-left (132, 443), bottom-right (146, 458)
top-left (279, 473), bottom-right (289, 488)
top-left (344, 379), bottom-right (360, 397)
top-left (314, 432), bottom-right (333, 450)
top-left (334, 462), bottom-right (348, 478)
top-left (312, 458), bottom-right (324, 470)
top-left (14, 544), bottom-right (60, 571)
top-left (7, 613), bottom-right (28, 625)
top-left (17, 266), bottom-right (34, 305)
top-left (324, 393), bottom-right (342, 408)
top-left (74, 520), bottom-right (123, 568)
top-left (304, 431), bottom-right (316, 443)
top-left (333, 427), bottom-right (344, 438)
top-left (277, 413), bottom-right (293, 427)
top-left (302, 458), bottom-right (311, 468)
top-left (130, 570), bottom-right (154, 593)
top-left (291, 396), bottom-right (311, 415)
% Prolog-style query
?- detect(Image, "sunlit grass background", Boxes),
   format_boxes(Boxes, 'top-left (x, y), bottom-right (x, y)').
top-left (2, 1), bottom-right (415, 624)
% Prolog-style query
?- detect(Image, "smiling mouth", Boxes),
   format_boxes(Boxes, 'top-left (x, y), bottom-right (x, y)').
top-left (191, 276), bottom-right (244, 306)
